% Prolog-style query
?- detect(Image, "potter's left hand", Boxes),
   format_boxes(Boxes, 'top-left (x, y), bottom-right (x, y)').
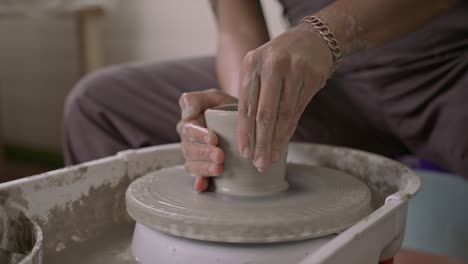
top-left (177, 89), bottom-right (238, 192)
top-left (238, 24), bottom-right (334, 171)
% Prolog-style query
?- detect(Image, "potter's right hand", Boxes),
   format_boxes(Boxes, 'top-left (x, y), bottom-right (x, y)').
top-left (177, 89), bottom-right (238, 192)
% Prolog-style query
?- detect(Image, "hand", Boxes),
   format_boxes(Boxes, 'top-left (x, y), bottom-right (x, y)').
top-left (177, 89), bottom-right (238, 192)
top-left (237, 23), bottom-right (334, 171)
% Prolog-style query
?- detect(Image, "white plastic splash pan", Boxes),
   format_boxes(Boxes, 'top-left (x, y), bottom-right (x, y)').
top-left (0, 143), bottom-right (420, 264)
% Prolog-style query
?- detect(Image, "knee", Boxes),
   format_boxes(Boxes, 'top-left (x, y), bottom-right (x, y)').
top-left (64, 66), bottom-right (122, 122)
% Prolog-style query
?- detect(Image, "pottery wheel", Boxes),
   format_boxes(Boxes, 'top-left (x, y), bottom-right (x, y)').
top-left (126, 163), bottom-right (372, 243)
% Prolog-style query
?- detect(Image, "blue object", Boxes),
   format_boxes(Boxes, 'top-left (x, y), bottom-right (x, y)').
top-left (397, 155), bottom-right (447, 172)
top-left (403, 170), bottom-right (468, 260)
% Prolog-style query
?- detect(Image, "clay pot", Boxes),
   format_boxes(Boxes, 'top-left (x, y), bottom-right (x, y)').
top-left (204, 104), bottom-right (289, 196)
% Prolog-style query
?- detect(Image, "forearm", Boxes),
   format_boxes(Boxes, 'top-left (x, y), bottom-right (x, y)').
top-left (214, 0), bottom-right (269, 97)
top-left (312, 0), bottom-right (458, 56)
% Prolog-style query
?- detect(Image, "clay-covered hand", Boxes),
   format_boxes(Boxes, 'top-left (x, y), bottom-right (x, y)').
top-left (177, 89), bottom-right (238, 192)
top-left (238, 24), bottom-right (334, 171)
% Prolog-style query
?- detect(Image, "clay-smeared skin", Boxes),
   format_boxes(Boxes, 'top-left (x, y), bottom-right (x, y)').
top-left (246, 66), bottom-right (260, 163)
top-left (237, 23), bottom-right (331, 173)
top-left (177, 89), bottom-right (237, 192)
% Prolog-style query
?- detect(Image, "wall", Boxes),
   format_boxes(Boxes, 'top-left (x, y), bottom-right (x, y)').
top-left (0, 0), bottom-right (286, 152)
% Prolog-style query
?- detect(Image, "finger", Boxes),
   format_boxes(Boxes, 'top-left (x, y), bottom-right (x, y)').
top-left (180, 122), bottom-right (219, 146)
top-left (182, 141), bottom-right (224, 164)
top-left (177, 119), bottom-right (199, 137)
top-left (177, 112), bottom-right (209, 138)
top-left (271, 69), bottom-right (304, 163)
top-left (280, 76), bottom-right (317, 151)
top-left (238, 51), bottom-right (261, 160)
top-left (194, 177), bottom-right (209, 192)
top-left (184, 162), bottom-right (223, 177)
top-left (253, 75), bottom-right (282, 170)
top-left (253, 53), bottom-right (288, 171)
top-left (179, 89), bottom-right (236, 121)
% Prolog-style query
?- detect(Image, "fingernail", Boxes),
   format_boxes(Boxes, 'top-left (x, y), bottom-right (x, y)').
top-left (209, 164), bottom-right (219, 174)
top-left (242, 148), bottom-right (251, 159)
top-left (182, 105), bottom-right (195, 119)
top-left (271, 151), bottom-right (280, 163)
top-left (210, 151), bottom-right (221, 164)
top-left (204, 135), bottom-right (211, 144)
top-left (254, 156), bottom-right (267, 171)
top-left (180, 98), bottom-right (187, 110)
top-left (182, 106), bottom-right (192, 118)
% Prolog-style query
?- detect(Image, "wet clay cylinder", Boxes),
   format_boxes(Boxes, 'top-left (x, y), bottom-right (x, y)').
top-left (205, 104), bottom-right (289, 196)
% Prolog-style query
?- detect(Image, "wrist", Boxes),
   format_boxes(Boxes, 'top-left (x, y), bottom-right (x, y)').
top-left (299, 16), bottom-right (343, 71)
top-left (292, 22), bottom-right (335, 78)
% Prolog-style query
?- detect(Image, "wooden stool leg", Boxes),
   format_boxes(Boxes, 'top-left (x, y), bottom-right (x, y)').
top-left (76, 8), bottom-right (105, 75)
top-left (0, 88), bottom-right (4, 177)
top-left (0, 129), bottom-right (4, 177)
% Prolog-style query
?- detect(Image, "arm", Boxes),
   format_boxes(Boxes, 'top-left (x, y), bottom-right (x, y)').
top-left (213, 0), bottom-right (270, 97)
top-left (237, 0), bottom-right (458, 171)
top-left (178, 1), bottom-right (270, 192)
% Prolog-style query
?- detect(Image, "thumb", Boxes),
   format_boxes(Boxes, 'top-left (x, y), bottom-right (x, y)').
top-left (179, 89), bottom-right (235, 121)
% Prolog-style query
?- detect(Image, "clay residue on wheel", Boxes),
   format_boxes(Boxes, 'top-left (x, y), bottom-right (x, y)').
top-left (39, 176), bottom-right (134, 257)
top-left (0, 205), bottom-right (42, 264)
top-left (0, 187), bottom-right (29, 210)
top-left (0, 159), bottom-right (133, 258)
top-left (286, 143), bottom-right (418, 207)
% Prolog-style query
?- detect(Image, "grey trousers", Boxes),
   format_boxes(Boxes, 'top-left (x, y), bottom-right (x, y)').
top-left (63, 55), bottom-right (468, 178)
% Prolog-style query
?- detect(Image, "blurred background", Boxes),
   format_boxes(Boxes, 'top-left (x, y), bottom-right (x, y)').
top-left (0, 0), bottom-right (286, 181)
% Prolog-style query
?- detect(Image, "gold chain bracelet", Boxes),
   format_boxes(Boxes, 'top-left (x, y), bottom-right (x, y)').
top-left (301, 16), bottom-right (343, 67)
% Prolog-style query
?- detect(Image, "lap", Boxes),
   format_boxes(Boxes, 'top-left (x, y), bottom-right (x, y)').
top-left (328, 51), bottom-right (468, 177)
top-left (381, 53), bottom-right (468, 176)
top-left (294, 74), bottom-right (408, 158)
top-left (68, 56), bottom-right (218, 145)
top-left (297, 50), bottom-right (468, 178)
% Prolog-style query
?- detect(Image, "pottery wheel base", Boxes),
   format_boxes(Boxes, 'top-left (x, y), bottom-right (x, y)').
top-left (126, 164), bottom-right (372, 243)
